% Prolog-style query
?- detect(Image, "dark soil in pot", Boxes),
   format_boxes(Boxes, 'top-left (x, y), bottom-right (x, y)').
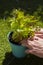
top-left (9, 32), bottom-right (21, 45)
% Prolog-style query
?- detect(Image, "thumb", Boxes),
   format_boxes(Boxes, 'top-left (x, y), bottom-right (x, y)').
top-left (25, 49), bottom-right (34, 54)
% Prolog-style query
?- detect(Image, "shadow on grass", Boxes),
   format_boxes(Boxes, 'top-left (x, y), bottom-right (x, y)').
top-left (0, 0), bottom-right (43, 18)
top-left (3, 52), bottom-right (43, 65)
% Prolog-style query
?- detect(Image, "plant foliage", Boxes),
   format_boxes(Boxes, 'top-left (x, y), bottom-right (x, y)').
top-left (9, 9), bottom-right (40, 43)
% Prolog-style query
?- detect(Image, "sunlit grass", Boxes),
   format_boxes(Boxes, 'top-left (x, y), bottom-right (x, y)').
top-left (0, 19), bottom-right (11, 65)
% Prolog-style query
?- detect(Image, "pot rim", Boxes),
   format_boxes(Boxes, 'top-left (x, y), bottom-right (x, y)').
top-left (8, 32), bottom-right (21, 46)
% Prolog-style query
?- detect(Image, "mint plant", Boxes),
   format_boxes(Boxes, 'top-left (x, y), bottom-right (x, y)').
top-left (9, 9), bottom-right (40, 43)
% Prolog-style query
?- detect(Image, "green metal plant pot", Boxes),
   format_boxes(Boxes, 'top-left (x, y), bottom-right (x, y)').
top-left (8, 32), bottom-right (26, 58)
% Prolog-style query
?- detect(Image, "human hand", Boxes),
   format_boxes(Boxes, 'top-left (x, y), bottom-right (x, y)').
top-left (21, 28), bottom-right (43, 58)
top-left (26, 37), bottom-right (43, 58)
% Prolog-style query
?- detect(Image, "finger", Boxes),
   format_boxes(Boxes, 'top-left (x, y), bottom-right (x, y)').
top-left (25, 44), bottom-right (32, 49)
top-left (25, 49), bottom-right (32, 54)
top-left (35, 31), bottom-right (43, 34)
top-left (35, 34), bottom-right (43, 36)
top-left (20, 39), bottom-right (27, 45)
top-left (27, 40), bottom-right (35, 49)
top-left (36, 35), bottom-right (43, 39)
top-left (22, 41), bottom-right (33, 49)
top-left (21, 38), bottom-right (33, 49)
top-left (25, 49), bottom-right (39, 57)
top-left (25, 49), bottom-right (35, 54)
top-left (35, 33), bottom-right (43, 39)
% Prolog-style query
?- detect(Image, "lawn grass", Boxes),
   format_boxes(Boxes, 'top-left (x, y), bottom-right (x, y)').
top-left (0, 19), bottom-right (11, 65)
